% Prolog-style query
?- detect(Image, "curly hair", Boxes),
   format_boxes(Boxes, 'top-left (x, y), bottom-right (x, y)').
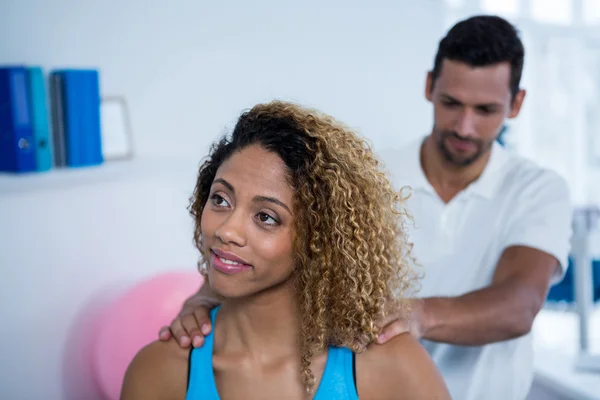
top-left (189, 100), bottom-right (418, 393)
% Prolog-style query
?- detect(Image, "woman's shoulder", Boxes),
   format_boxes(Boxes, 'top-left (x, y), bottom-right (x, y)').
top-left (356, 333), bottom-right (450, 399)
top-left (120, 338), bottom-right (190, 400)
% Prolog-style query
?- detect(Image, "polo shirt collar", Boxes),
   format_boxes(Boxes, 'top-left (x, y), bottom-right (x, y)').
top-left (409, 136), bottom-right (511, 200)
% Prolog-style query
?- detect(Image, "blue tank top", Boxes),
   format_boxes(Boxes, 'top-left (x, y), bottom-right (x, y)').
top-left (186, 307), bottom-right (359, 400)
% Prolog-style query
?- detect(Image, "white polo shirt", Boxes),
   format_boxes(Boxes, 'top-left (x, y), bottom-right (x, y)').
top-left (378, 137), bottom-right (573, 400)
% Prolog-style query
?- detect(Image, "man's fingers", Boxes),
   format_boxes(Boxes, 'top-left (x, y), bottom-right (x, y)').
top-left (169, 317), bottom-right (192, 348)
top-left (183, 307), bottom-right (213, 348)
top-left (178, 313), bottom-right (205, 346)
top-left (179, 312), bottom-right (206, 348)
top-left (165, 303), bottom-right (214, 349)
top-left (377, 319), bottom-right (410, 344)
top-left (193, 307), bottom-right (213, 336)
top-left (158, 326), bottom-right (172, 341)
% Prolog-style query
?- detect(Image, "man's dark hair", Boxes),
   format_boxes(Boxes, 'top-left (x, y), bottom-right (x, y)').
top-left (431, 15), bottom-right (525, 99)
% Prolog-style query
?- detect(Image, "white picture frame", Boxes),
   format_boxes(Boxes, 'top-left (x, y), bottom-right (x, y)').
top-left (100, 96), bottom-right (134, 161)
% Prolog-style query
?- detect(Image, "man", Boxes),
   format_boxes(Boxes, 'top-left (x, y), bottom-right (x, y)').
top-left (159, 15), bottom-right (572, 400)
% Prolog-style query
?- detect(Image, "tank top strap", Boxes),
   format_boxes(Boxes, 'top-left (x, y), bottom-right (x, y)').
top-left (314, 346), bottom-right (359, 400)
top-left (186, 307), bottom-right (221, 400)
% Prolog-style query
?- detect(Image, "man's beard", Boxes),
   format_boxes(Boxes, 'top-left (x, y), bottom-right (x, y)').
top-left (435, 130), bottom-right (493, 167)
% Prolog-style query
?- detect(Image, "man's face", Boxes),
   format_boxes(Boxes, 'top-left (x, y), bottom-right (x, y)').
top-left (425, 59), bottom-right (525, 167)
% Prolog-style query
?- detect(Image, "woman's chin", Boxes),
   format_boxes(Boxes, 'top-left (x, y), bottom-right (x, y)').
top-left (207, 270), bottom-right (251, 300)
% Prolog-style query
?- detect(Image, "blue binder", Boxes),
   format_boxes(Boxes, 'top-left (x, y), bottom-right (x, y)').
top-left (27, 67), bottom-right (53, 171)
top-left (50, 71), bottom-right (66, 167)
top-left (0, 66), bottom-right (36, 173)
top-left (51, 69), bottom-right (103, 168)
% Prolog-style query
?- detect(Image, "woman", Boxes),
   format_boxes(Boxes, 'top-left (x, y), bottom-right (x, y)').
top-left (121, 101), bottom-right (450, 399)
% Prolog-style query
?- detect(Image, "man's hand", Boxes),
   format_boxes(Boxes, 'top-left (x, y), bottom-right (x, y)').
top-left (158, 304), bottom-right (212, 348)
top-left (376, 299), bottom-right (425, 344)
top-left (158, 282), bottom-right (220, 348)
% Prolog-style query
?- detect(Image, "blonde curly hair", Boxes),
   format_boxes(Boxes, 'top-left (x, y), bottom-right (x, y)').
top-left (189, 100), bottom-right (419, 393)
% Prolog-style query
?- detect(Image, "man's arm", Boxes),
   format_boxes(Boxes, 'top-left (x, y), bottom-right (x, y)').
top-left (418, 245), bottom-right (559, 345)
top-left (379, 171), bottom-right (572, 346)
top-left (418, 172), bottom-right (572, 345)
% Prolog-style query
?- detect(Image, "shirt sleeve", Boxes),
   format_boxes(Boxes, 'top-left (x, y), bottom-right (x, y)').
top-left (502, 170), bottom-right (573, 284)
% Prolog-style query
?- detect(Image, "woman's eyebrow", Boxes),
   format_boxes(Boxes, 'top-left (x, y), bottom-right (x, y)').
top-left (213, 178), bottom-right (291, 214)
top-left (212, 178), bottom-right (234, 193)
top-left (253, 195), bottom-right (291, 214)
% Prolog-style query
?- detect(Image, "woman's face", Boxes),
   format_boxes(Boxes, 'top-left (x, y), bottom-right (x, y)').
top-left (200, 144), bottom-right (296, 299)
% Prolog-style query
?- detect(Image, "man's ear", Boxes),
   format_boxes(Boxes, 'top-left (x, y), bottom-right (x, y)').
top-left (508, 89), bottom-right (526, 119)
top-left (425, 72), bottom-right (434, 102)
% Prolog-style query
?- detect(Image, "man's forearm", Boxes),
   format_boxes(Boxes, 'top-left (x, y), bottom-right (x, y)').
top-left (420, 282), bottom-right (537, 346)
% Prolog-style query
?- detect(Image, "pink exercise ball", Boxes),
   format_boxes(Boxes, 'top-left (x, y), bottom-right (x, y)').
top-left (92, 271), bottom-right (204, 400)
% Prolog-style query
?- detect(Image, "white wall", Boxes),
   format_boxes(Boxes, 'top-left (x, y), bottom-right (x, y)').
top-left (0, 1), bottom-right (445, 399)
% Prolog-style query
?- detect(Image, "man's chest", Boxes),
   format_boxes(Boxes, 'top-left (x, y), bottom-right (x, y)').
top-left (404, 192), bottom-right (511, 297)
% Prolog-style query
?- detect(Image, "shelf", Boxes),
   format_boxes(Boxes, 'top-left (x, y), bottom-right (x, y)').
top-left (0, 156), bottom-right (201, 196)
top-left (0, 161), bottom-right (133, 195)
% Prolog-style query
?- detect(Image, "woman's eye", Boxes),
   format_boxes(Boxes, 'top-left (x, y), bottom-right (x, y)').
top-left (257, 212), bottom-right (278, 226)
top-left (210, 194), bottom-right (230, 207)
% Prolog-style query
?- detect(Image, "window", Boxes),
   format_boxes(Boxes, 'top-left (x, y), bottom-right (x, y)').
top-left (443, 7), bottom-right (478, 32)
top-left (531, 0), bottom-right (573, 25)
top-left (583, 0), bottom-right (600, 25)
top-left (480, 0), bottom-right (520, 18)
top-left (444, 0), bottom-right (466, 9)
top-left (444, 11), bottom-right (463, 31)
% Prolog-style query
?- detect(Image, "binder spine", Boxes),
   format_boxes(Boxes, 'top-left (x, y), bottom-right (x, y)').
top-left (27, 67), bottom-right (53, 171)
top-left (0, 66), bottom-right (36, 173)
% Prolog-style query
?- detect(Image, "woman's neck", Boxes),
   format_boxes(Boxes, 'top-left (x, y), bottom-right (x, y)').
top-left (213, 280), bottom-right (301, 358)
